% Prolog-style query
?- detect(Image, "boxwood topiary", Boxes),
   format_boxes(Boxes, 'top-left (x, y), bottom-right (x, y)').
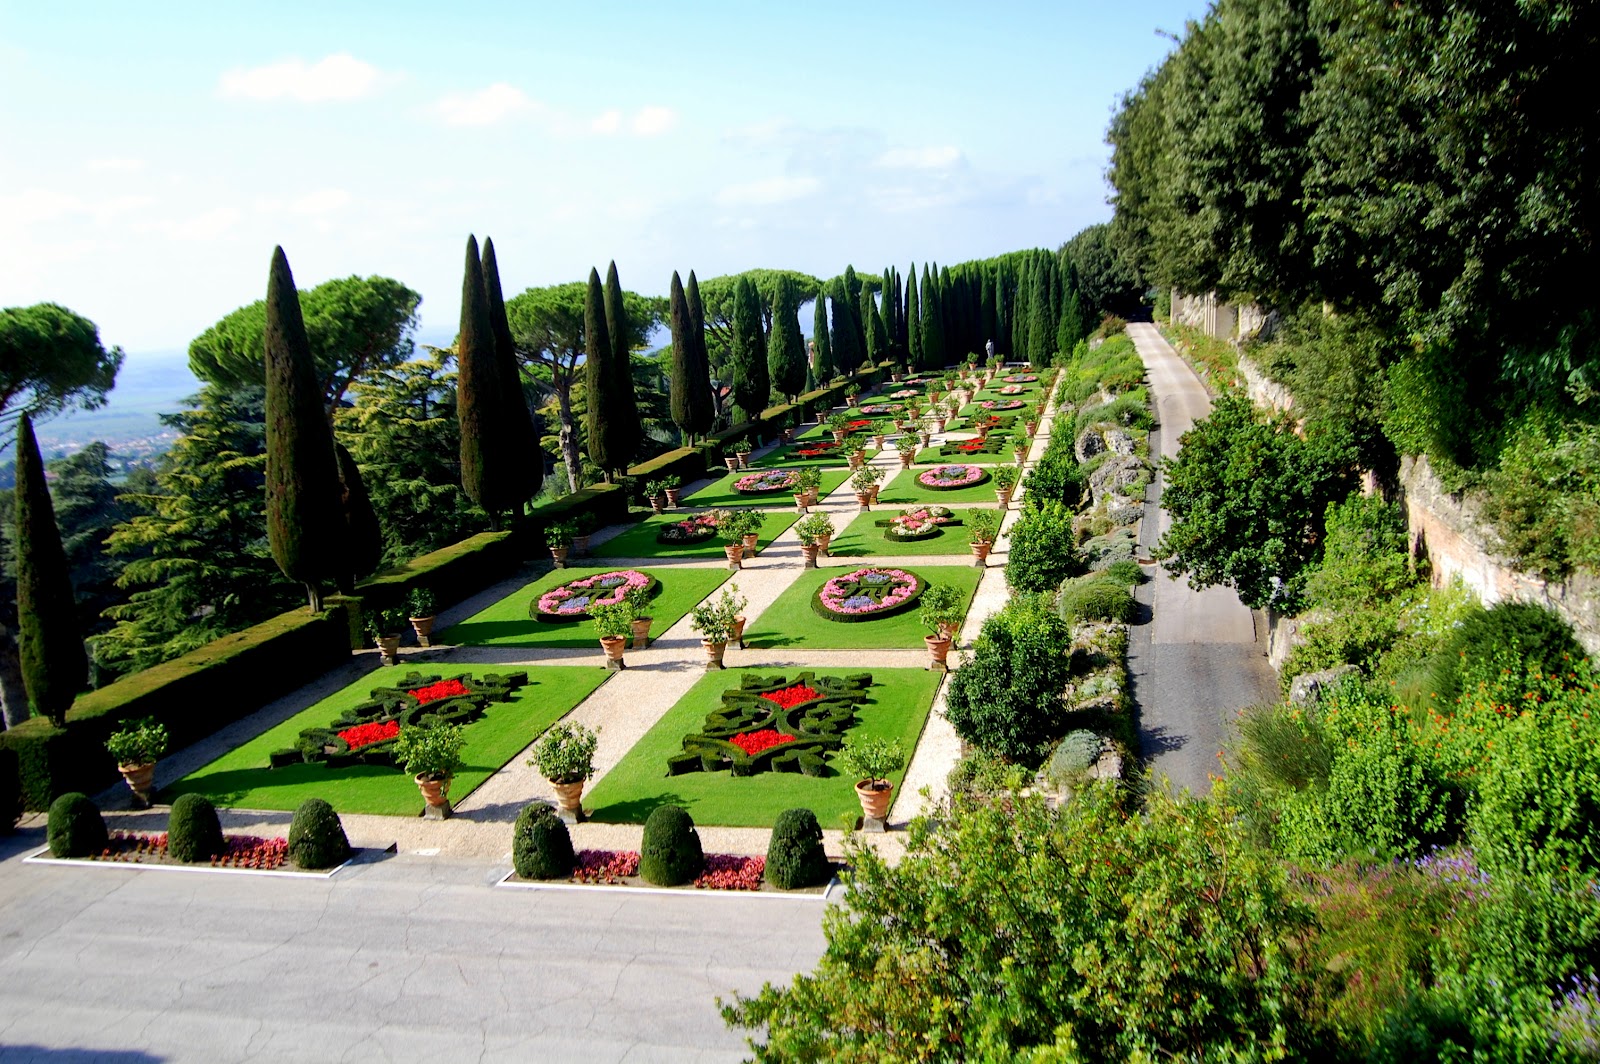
top-left (639, 804), bottom-right (703, 886)
top-left (286, 797), bottom-right (350, 869)
top-left (167, 792), bottom-right (224, 862)
top-left (512, 802), bottom-right (575, 880)
top-left (47, 792), bottom-right (106, 857)
top-left (765, 808), bottom-right (830, 890)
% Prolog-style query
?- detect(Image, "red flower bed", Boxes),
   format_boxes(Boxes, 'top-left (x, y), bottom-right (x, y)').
top-left (846, 419), bottom-right (873, 431)
top-left (795, 446), bottom-right (834, 458)
top-left (694, 854), bottom-right (765, 890)
top-left (729, 729), bottom-right (796, 756)
top-left (958, 441), bottom-right (985, 452)
top-left (93, 831), bottom-right (290, 871)
top-left (408, 679), bottom-right (472, 705)
top-left (760, 684), bottom-right (820, 709)
top-left (573, 849), bottom-right (640, 884)
top-left (337, 719), bottom-right (400, 751)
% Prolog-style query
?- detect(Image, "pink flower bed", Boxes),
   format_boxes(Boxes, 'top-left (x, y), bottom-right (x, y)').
top-left (536, 570), bottom-right (651, 618)
top-left (979, 399), bottom-right (1025, 411)
top-left (818, 567), bottom-right (920, 617)
top-left (564, 849), bottom-right (767, 891)
top-left (733, 469), bottom-right (798, 494)
top-left (573, 849), bottom-right (640, 884)
top-left (887, 506), bottom-right (957, 539)
top-left (92, 831), bottom-right (291, 871)
top-left (1002, 373), bottom-right (1038, 383)
top-left (997, 384), bottom-right (1025, 395)
top-left (918, 464), bottom-right (985, 488)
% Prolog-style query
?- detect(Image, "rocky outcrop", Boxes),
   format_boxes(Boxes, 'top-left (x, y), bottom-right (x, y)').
top-left (1288, 665), bottom-right (1360, 707)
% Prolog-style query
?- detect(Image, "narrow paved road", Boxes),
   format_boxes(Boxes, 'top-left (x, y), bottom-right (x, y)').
top-left (1124, 323), bottom-right (1278, 794)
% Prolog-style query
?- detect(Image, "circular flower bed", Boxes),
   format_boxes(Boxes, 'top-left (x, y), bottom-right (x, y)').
top-left (885, 506), bottom-right (958, 541)
top-left (997, 384), bottom-right (1025, 395)
top-left (733, 469), bottom-right (798, 494)
top-left (918, 464), bottom-right (989, 490)
top-left (858, 403), bottom-right (902, 416)
top-left (1002, 373), bottom-right (1038, 383)
top-left (791, 441), bottom-right (840, 459)
top-left (814, 567), bottom-right (924, 622)
top-left (980, 399), bottom-right (1025, 411)
top-left (536, 570), bottom-right (656, 620)
top-left (657, 512), bottom-right (719, 544)
top-left (889, 388), bottom-right (921, 400)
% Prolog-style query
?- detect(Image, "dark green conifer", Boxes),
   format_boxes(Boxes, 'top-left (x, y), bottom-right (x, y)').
top-left (582, 268), bottom-right (616, 474)
top-left (828, 278), bottom-right (860, 374)
top-left (729, 275), bottom-right (769, 422)
top-left (668, 272), bottom-right (698, 441)
top-left (906, 268), bottom-right (923, 369)
top-left (767, 275), bottom-right (807, 400)
top-left (481, 238), bottom-right (542, 506)
top-left (811, 294), bottom-right (834, 381)
top-left (334, 443), bottom-right (382, 591)
top-left (456, 235), bottom-right (513, 518)
top-left (602, 262), bottom-right (641, 471)
top-left (1028, 254), bottom-right (1054, 367)
top-left (920, 266), bottom-right (944, 370)
top-left (993, 264), bottom-right (1008, 356)
top-left (864, 290), bottom-right (888, 367)
top-left (684, 271), bottom-right (715, 437)
top-left (14, 414), bottom-right (86, 726)
top-left (264, 246), bottom-right (346, 610)
top-left (842, 266), bottom-right (867, 358)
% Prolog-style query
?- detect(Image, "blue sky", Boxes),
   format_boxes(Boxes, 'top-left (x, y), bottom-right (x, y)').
top-left (0, 1), bottom-right (1204, 355)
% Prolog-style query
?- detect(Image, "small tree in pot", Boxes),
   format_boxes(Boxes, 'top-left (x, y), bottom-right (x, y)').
top-left (663, 475), bottom-right (683, 508)
top-left (645, 478), bottom-right (669, 514)
top-left (366, 608), bottom-right (407, 665)
top-left (918, 583), bottom-right (965, 670)
top-left (850, 465), bottom-right (883, 510)
top-left (837, 737), bottom-right (905, 826)
top-left (545, 520), bottom-right (575, 568)
top-left (690, 584), bottom-right (744, 668)
top-left (795, 512), bottom-right (835, 567)
top-left (992, 463), bottom-right (1020, 508)
top-left (105, 717), bottom-right (169, 808)
top-left (396, 720), bottom-right (465, 818)
top-left (591, 601), bottom-right (634, 670)
top-left (965, 509), bottom-right (1002, 567)
top-left (624, 585), bottom-right (653, 650)
top-left (407, 587), bottom-right (438, 647)
top-left (794, 466), bottom-right (822, 508)
top-left (528, 721), bottom-right (599, 822)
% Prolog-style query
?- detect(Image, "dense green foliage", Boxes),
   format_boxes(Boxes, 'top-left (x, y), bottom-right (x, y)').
top-left (15, 415), bottom-right (86, 725)
top-left (729, 275), bottom-right (769, 423)
top-left (286, 797), bottom-right (350, 869)
top-left (765, 807), bottom-right (830, 890)
top-left (580, 268), bottom-right (619, 475)
top-left (46, 792), bottom-right (105, 857)
top-left (639, 803), bottom-right (703, 886)
top-left (809, 292), bottom-right (833, 382)
top-left (0, 302), bottom-right (123, 433)
top-left (601, 262), bottom-right (642, 473)
top-left (166, 791), bottom-right (224, 862)
top-left (668, 271), bottom-right (715, 443)
top-left (767, 275), bottom-right (806, 401)
top-left (1003, 500), bottom-right (1083, 594)
top-left (480, 237), bottom-right (543, 508)
top-left (511, 801), bottom-right (575, 880)
top-left (1057, 572), bottom-right (1136, 624)
top-left (827, 278), bottom-right (860, 377)
top-left (945, 594), bottom-right (1075, 765)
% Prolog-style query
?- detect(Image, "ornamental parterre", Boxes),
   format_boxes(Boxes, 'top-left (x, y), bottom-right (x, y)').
top-left (881, 506), bottom-right (960, 540)
top-left (997, 384), bottom-right (1026, 395)
top-left (668, 671), bottom-right (873, 777)
top-left (858, 403), bottom-right (902, 416)
top-left (733, 469), bottom-right (798, 494)
top-left (657, 512), bottom-right (719, 544)
top-left (814, 567), bottom-right (924, 622)
top-left (1002, 373), bottom-right (1038, 383)
top-left (918, 464), bottom-right (989, 489)
top-left (980, 399), bottom-right (1025, 411)
top-left (889, 389), bottom-right (921, 400)
top-left (789, 441), bottom-right (841, 460)
top-left (532, 570), bottom-right (657, 620)
top-left (277, 670), bottom-right (527, 770)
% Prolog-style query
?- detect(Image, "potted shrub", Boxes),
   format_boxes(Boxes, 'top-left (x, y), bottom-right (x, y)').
top-left (714, 508), bottom-right (746, 569)
top-left (407, 587), bottom-right (438, 647)
top-left (366, 608), bottom-right (407, 665)
top-left (732, 438), bottom-right (754, 469)
top-left (842, 433), bottom-right (867, 469)
top-left (797, 466), bottom-right (824, 506)
top-left (645, 478), bottom-right (668, 515)
top-left (838, 737), bottom-right (906, 824)
top-left (795, 512), bottom-right (835, 567)
top-left (570, 513), bottom-right (595, 557)
top-left (966, 508), bottom-right (1002, 566)
top-left (591, 601), bottom-right (633, 669)
top-left (528, 721), bottom-right (599, 822)
top-left (105, 717), bottom-right (169, 808)
top-left (719, 584), bottom-right (750, 649)
top-left (395, 721), bottom-right (465, 818)
top-left (689, 585), bottom-right (741, 669)
top-left (850, 465), bottom-right (882, 510)
top-left (824, 411), bottom-right (851, 443)
top-left (1025, 403), bottom-right (1044, 437)
top-left (895, 433), bottom-right (920, 468)
top-left (918, 417), bottom-right (935, 449)
top-left (992, 463), bottom-right (1020, 508)
top-left (663, 475), bottom-right (683, 508)
top-left (545, 521), bottom-right (575, 568)
top-left (624, 585), bottom-right (653, 650)
top-left (844, 383), bottom-right (861, 407)
top-left (918, 583), bottom-right (965, 670)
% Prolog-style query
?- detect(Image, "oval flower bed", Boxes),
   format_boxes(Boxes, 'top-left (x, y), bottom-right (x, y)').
top-left (535, 570), bottom-right (656, 619)
top-left (733, 469), bottom-right (798, 495)
top-left (889, 388), bottom-right (922, 400)
top-left (1002, 373), bottom-right (1038, 383)
top-left (791, 441), bottom-right (841, 460)
top-left (814, 567), bottom-right (924, 622)
top-left (980, 399), bottom-right (1025, 411)
top-left (997, 384), bottom-right (1026, 395)
top-left (918, 464), bottom-right (989, 490)
top-left (858, 403), bottom-right (902, 416)
top-left (884, 506), bottom-right (958, 541)
top-left (657, 512), bottom-right (719, 545)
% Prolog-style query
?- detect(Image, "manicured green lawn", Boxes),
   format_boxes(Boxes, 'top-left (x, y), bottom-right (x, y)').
top-left (592, 510), bottom-right (798, 560)
top-left (583, 667), bottom-right (944, 827)
top-left (914, 444), bottom-right (1015, 466)
top-left (752, 442), bottom-right (879, 469)
top-left (827, 510), bottom-right (977, 557)
top-left (162, 666), bottom-right (610, 815)
top-left (439, 565), bottom-right (732, 647)
top-left (743, 564), bottom-right (982, 650)
top-left (880, 465), bottom-right (1007, 504)
top-left (684, 468), bottom-right (851, 509)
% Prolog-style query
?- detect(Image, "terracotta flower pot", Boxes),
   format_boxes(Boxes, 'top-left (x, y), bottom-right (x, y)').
top-left (650, 496), bottom-right (666, 514)
top-left (664, 488), bottom-right (682, 507)
top-left (924, 634), bottom-right (952, 671)
top-left (630, 616), bottom-right (652, 650)
top-left (374, 635), bottom-right (401, 665)
top-left (730, 615), bottom-right (747, 650)
top-left (724, 457), bottom-right (739, 472)
top-left (1014, 447), bottom-right (1029, 464)
top-left (801, 543), bottom-right (820, 568)
top-left (550, 546), bottom-right (570, 569)
top-left (724, 543), bottom-right (744, 570)
top-left (849, 454), bottom-right (864, 469)
top-left (855, 491), bottom-right (873, 511)
top-left (920, 433), bottom-right (932, 448)
top-left (118, 761), bottom-right (156, 809)
top-left (855, 780), bottom-right (893, 822)
top-left (869, 484), bottom-right (881, 504)
top-left (599, 634), bottom-right (627, 670)
top-left (845, 396), bottom-right (857, 407)
top-left (995, 488), bottom-right (1013, 509)
top-left (703, 639), bottom-right (728, 670)
top-left (872, 434), bottom-right (886, 450)
top-left (741, 531), bottom-right (760, 556)
top-left (409, 615), bottom-right (436, 648)
top-left (971, 540), bottom-right (993, 567)
top-left (416, 773), bottom-right (452, 810)
top-left (571, 533), bottom-right (589, 558)
top-left (935, 418), bottom-right (947, 432)
top-left (899, 453), bottom-right (915, 469)
top-left (736, 452), bottom-right (750, 469)
top-left (804, 488), bottom-right (820, 506)
top-left (549, 778), bottom-right (585, 817)
top-left (817, 533), bottom-right (832, 555)
top-left (832, 430), bottom-right (847, 444)
top-left (1025, 421), bottom-right (1038, 437)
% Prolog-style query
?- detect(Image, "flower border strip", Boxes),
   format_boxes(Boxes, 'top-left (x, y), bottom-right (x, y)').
top-left (811, 567), bottom-right (925, 623)
top-left (667, 671), bottom-right (874, 777)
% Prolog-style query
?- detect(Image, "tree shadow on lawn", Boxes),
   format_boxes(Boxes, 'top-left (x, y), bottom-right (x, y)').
top-left (441, 618), bottom-right (591, 647)
top-left (588, 792), bottom-right (693, 824)
top-left (742, 633), bottom-right (804, 649)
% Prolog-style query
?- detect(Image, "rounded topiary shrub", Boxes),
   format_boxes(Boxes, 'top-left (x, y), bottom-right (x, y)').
top-left (512, 802), bottom-right (574, 880)
top-left (1058, 575), bottom-right (1135, 624)
top-left (639, 804), bottom-right (703, 886)
top-left (47, 792), bottom-right (107, 857)
top-left (167, 793), bottom-right (224, 863)
top-left (287, 798), bottom-right (350, 870)
top-left (1101, 560), bottom-right (1146, 587)
top-left (765, 808), bottom-right (830, 890)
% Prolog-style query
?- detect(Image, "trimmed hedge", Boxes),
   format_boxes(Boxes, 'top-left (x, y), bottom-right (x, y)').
top-left (167, 793), bottom-right (224, 862)
top-left (766, 808), bottom-right (831, 890)
top-left (512, 802), bottom-right (575, 880)
top-left (287, 797), bottom-right (351, 869)
top-left (639, 804), bottom-right (704, 886)
top-left (47, 792), bottom-right (106, 857)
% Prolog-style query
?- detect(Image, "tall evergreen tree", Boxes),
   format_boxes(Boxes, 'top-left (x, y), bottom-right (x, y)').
top-left (728, 275), bottom-right (769, 423)
top-left (1027, 255), bottom-right (1054, 367)
top-left (920, 266), bottom-right (944, 370)
top-left (993, 263), bottom-right (1009, 356)
top-left (603, 261), bottom-right (641, 472)
top-left (334, 443), bottom-right (382, 590)
top-left (264, 246), bottom-right (346, 611)
top-left (14, 414), bottom-right (85, 726)
top-left (481, 238), bottom-right (542, 507)
top-left (684, 271), bottom-right (715, 436)
top-left (457, 235), bottom-right (514, 521)
top-left (768, 275), bottom-right (807, 400)
top-left (668, 271), bottom-right (698, 441)
top-left (811, 293), bottom-right (835, 381)
top-left (842, 266), bottom-right (867, 358)
top-left (582, 268), bottom-right (617, 474)
top-left (864, 290), bottom-right (888, 368)
top-left (1012, 260), bottom-right (1031, 360)
top-left (907, 269), bottom-right (923, 369)
top-left (881, 268), bottom-right (899, 365)
top-left (827, 278), bottom-right (860, 375)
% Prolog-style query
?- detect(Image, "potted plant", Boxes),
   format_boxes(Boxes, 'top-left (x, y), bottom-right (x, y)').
top-left (843, 433), bottom-right (867, 469)
top-left (966, 508), bottom-right (1001, 566)
top-left (722, 448), bottom-right (740, 473)
top-left (895, 433), bottom-right (919, 468)
top-left (407, 587), bottom-right (438, 647)
top-left (918, 584), bottom-right (965, 670)
top-left (663, 475), bottom-right (683, 508)
top-left (366, 608), bottom-right (406, 665)
top-left (545, 521), bottom-right (575, 568)
top-left (690, 584), bottom-right (743, 668)
top-left (528, 721), bottom-right (599, 822)
top-left (591, 601), bottom-right (634, 670)
top-left (105, 717), bottom-right (169, 808)
top-left (719, 584), bottom-right (750, 649)
top-left (645, 478), bottom-right (668, 514)
top-left (625, 585), bottom-right (654, 650)
top-left (838, 737), bottom-right (906, 824)
top-left (395, 721), bottom-right (465, 818)
top-left (844, 383), bottom-right (861, 407)
top-left (732, 439), bottom-right (754, 469)
top-left (1013, 439), bottom-right (1030, 464)
top-left (992, 463), bottom-right (1020, 508)
top-left (1025, 403), bottom-right (1043, 437)
top-left (824, 411), bottom-right (851, 443)
top-left (714, 508), bottom-right (747, 569)
top-left (850, 465), bottom-right (882, 510)
top-left (918, 417), bottom-right (934, 449)
top-left (570, 513), bottom-right (595, 557)
top-left (796, 512), bottom-right (835, 566)
top-left (795, 466), bottom-right (823, 507)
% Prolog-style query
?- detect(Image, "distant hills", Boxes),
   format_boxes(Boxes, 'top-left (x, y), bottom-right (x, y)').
top-left (32, 350), bottom-right (200, 460)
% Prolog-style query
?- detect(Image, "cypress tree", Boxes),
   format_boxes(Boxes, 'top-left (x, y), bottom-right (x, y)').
top-left (457, 235), bottom-right (512, 518)
top-left (14, 414), bottom-right (86, 726)
top-left (768, 275), bottom-right (806, 400)
top-left (920, 266), bottom-right (944, 370)
top-left (1028, 255), bottom-right (1054, 367)
top-left (481, 237), bottom-right (542, 506)
top-left (980, 271), bottom-right (997, 353)
top-left (864, 290), bottom-right (888, 367)
top-left (582, 268), bottom-right (616, 475)
top-left (811, 293), bottom-right (834, 381)
top-left (684, 271), bottom-right (715, 438)
top-left (729, 275), bottom-right (768, 423)
top-left (668, 271), bottom-right (697, 441)
top-left (827, 278), bottom-right (860, 375)
top-left (843, 266), bottom-right (867, 359)
top-left (264, 246), bottom-right (346, 610)
top-left (603, 262), bottom-right (641, 472)
top-left (993, 264), bottom-right (1008, 356)
top-left (906, 269), bottom-right (923, 370)
top-left (334, 442), bottom-right (382, 590)
top-left (938, 265), bottom-right (957, 362)
top-left (1012, 259), bottom-right (1031, 361)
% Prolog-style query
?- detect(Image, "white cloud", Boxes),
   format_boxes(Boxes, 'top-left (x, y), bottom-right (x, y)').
top-left (288, 188), bottom-right (351, 215)
top-left (590, 109), bottom-right (622, 134)
top-left (217, 53), bottom-right (381, 102)
top-left (86, 157), bottom-right (146, 172)
top-left (873, 145), bottom-right (964, 170)
top-left (430, 83), bottom-right (538, 126)
top-left (136, 206), bottom-right (242, 242)
top-left (631, 106), bottom-right (677, 137)
top-left (714, 176), bottom-right (820, 207)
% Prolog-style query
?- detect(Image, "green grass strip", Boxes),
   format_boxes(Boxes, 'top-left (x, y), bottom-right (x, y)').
top-left (826, 510), bottom-right (977, 557)
top-left (685, 468), bottom-right (852, 509)
top-left (592, 510), bottom-right (799, 560)
top-left (743, 564), bottom-right (982, 650)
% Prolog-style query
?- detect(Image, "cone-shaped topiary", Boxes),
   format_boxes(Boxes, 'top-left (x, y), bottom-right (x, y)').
top-left (15, 413), bottom-right (86, 726)
top-left (765, 808), bottom-right (830, 890)
top-left (639, 804), bottom-right (703, 886)
top-left (47, 792), bottom-right (106, 857)
top-left (511, 802), bottom-right (575, 880)
top-left (286, 797), bottom-right (350, 869)
top-left (167, 792), bottom-right (224, 862)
